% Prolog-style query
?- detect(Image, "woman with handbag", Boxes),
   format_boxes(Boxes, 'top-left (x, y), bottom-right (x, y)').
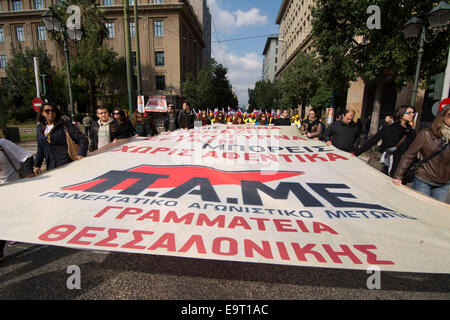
top-left (354, 105), bottom-right (416, 178)
top-left (393, 106), bottom-right (450, 202)
top-left (33, 103), bottom-right (88, 174)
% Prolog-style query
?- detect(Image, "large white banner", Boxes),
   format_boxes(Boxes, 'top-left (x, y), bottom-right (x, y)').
top-left (1, 125), bottom-right (449, 273)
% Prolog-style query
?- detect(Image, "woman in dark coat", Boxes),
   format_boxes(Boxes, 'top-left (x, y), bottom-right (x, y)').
top-left (33, 103), bottom-right (88, 174)
top-left (113, 108), bottom-right (136, 138)
top-left (132, 112), bottom-right (158, 137)
top-left (354, 105), bottom-right (416, 177)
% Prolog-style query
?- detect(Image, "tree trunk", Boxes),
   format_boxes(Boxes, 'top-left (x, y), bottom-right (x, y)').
top-left (368, 77), bottom-right (385, 137)
top-left (89, 80), bottom-right (96, 115)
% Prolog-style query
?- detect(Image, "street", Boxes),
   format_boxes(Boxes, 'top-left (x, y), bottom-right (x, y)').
top-left (0, 242), bottom-right (449, 300)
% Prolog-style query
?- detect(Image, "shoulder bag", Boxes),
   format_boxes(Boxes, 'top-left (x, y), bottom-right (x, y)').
top-left (403, 142), bottom-right (449, 184)
top-left (64, 124), bottom-right (80, 161)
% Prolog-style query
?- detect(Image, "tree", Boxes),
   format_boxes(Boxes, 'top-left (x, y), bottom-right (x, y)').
top-left (248, 80), bottom-right (279, 111)
top-left (53, 0), bottom-right (118, 114)
top-left (3, 45), bottom-right (66, 120)
top-left (181, 59), bottom-right (237, 109)
top-left (310, 84), bottom-right (332, 111)
top-left (311, 0), bottom-right (450, 136)
top-left (280, 51), bottom-right (320, 118)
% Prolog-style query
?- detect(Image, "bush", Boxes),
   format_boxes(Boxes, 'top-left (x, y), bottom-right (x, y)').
top-left (9, 105), bottom-right (37, 123)
top-left (73, 113), bottom-right (86, 123)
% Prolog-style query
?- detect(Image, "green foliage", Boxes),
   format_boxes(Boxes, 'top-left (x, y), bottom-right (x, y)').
top-left (310, 85), bottom-right (332, 111)
top-left (54, 1), bottom-right (117, 114)
top-left (181, 59), bottom-right (237, 109)
top-left (2, 45), bottom-right (66, 121)
top-left (311, 0), bottom-right (450, 134)
top-left (280, 51), bottom-right (320, 114)
top-left (248, 80), bottom-right (279, 111)
top-left (311, 0), bottom-right (449, 89)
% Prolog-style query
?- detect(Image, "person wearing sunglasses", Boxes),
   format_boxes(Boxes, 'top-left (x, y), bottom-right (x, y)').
top-left (112, 108), bottom-right (136, 138)
top-left (354, 105), bottom-right (416, 178)
top-left (256, 113), bottom-right (270, 126)
top-left (214, 112), bottom-right (226, 124)
top-left (33, 103), bottom-right (88, 174)
top-left (394, 106), bottom-right (450, 202)
top-left (197, 110), bottom-right (211, 126)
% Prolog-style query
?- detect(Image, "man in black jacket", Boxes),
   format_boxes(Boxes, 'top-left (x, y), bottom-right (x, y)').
top-left (273, 109), bottom-right (292, 126)
top-left (178, 102), bottom-right (196, 130)
top-left (324, 110), bottom-right (360, 153)
top-left (89, 106), bottom-right (122, 152)
top-left (164, 104), bottom-right (179, 132)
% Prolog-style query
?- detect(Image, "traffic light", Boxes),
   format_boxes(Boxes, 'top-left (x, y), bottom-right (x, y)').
top-left (428, 73), bottom-right (444, 100)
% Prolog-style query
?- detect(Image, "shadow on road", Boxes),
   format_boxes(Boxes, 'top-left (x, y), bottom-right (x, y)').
top-left (1, 246), bottom-right (449, 299)
top-left (99, 251), bottom-right (450, 294)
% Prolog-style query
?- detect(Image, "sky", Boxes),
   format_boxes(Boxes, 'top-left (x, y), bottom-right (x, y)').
top-left (207, 0), bottom-right (282, 108)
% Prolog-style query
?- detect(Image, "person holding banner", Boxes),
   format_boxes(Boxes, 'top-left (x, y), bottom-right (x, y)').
top-left (197, 110), bottom-right (211, 126)
top-left (324, 109), bottom-right (360, 153)
top-left (393, 106), bottom-right (450, 202)
top-left (178, 102), bottom-right (196, 130)
top-left (214, 112), bottom-right (227, 124)
top-left (132, 112), bottom-right (158, 137)
top-left (300, 109), bottom-right (322, 140)
top-left (89, 106), bottom-right (123, 152)
top-left (113, 108), bottom-right (136, 138)
top-left (33, 103), bottom-right (88, 174)
top-left (273, 109), bottom-right (291, 126)
top-left (256, 113), bottom-right (270, 126)
top-left (355, 105), bottom-right (416, 178)
top-left (164, 105), bottom-right (179, 132)
top-left (0, 129), bottom-right (36, 258)
top-left (0, 129), bottom-right (34, 185)
top-left (232, 115), bottom-right (244, 124)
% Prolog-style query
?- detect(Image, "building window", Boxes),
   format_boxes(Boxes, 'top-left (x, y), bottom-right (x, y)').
top-left (106, 22), bottom-right (115, 38)
top-left (35, 0), bottom-right (43, 9)
top-left (129, 0), bottom-right (134, 5)
top-left (13, 0), bottom-right (22, 11)
top-left (0, 55), bottom-right (6, 68)
top-left (104, 0), bottom-right (114, 5)
top-left (156, 75), bottom-right (165, 90)
top-left (37, 25), bottom-right (46, 40)
top-left (154, 21), bottom-right (164, 37)
top-left (16, 26), bottom-right (25, 42)
top-left (153, 0), bottom-right (163, 3)
top-left (129, 22), bottom-right (135, 38)
top-left (0, 28), bottom-right (4, 43)
top-left (155, 51), bottom-right (164, 66)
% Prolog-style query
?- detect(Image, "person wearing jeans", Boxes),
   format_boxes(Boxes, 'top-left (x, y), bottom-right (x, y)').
top-left (412, 177), bottom-right (449, 202)
top-left (394, 106), bottom-right (450, 202)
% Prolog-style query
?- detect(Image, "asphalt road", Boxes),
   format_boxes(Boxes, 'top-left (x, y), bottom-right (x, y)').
top-left (0, 242), bottom-right (449, 300)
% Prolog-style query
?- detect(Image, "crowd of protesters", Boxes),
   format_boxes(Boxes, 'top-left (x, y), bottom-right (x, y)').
top-left (0, 101), bottom-right (449, 261)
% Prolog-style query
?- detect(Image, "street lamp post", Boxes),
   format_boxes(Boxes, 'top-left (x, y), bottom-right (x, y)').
top-left (403, 1), bottom-right (450, 107)
top-left (41, 7), bottom-right (83, 121)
